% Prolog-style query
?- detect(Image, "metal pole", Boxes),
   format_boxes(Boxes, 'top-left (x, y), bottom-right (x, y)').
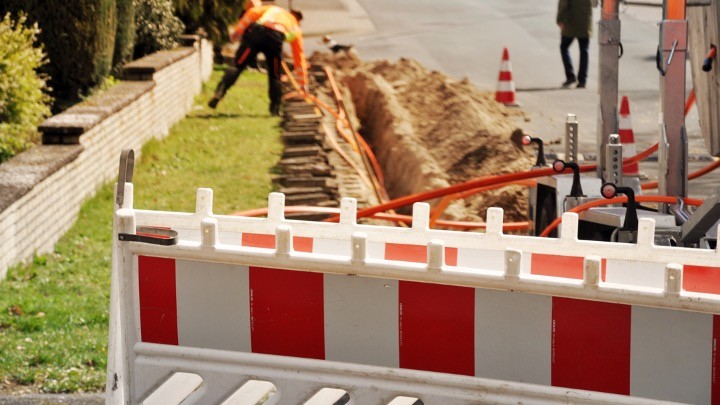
top-left (597, 0), bottom-right (621, 180)
top-left (658, 0), bottom-right (689, 219)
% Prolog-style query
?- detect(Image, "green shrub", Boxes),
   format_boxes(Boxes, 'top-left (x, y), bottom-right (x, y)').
top-left (0, 13), bottom-right (51, 163)
top-left (173, 0), bottom-right (238, 49)
top-left (113, 0), bottom-right (136, 75)
top-left (0, 0), bottom-right (117, 112)
top-left (133, 0), bottom-right (185, 58)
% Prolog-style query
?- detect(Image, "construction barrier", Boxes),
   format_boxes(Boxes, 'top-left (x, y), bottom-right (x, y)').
top-left (108, 185), bottom-right (720, 404)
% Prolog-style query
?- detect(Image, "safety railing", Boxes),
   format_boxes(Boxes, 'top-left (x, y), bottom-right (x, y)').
top-left (107, 183), bottom-right (720, 404)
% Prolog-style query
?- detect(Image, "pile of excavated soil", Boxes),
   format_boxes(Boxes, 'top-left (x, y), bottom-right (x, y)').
top-left (309, 51), bottom-right (535, 223)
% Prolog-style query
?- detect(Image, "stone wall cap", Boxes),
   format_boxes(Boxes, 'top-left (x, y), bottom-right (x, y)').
top-left (39, 113), bottom-right (101, 135)
top-left (39, 81), bottom-right (154, 136)
top-left (122, 47), bottom-right (195, 78)
top-left (0, 145), bottom-right (83, 212)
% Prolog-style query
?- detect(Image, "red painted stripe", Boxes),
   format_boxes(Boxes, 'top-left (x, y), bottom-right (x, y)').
top-left (242, 233), bottom-right (313, 252)
top-left (386, 243), bottom-right (426, 263)
top-left (399, 281), bottom-right (475, 376)
top-left (138, 256), bottom-right (178, 345)
top-left (498, 71), bottom-right (513, 81)
top-left (249, 267), bottom-right (324, 359)
top-left (495, 91), bottom-right (515, 103)
top-left (684, 265), bottom-right (720, 295)
top-left (618, 129), bottom-right (635, 144)
top-left (713, 315), bottom-right (720, 405)
top-left (445, 247), bottom-right (458, 266)
top-left (386, 244), bottom-right (473, 375)
top-left (532, 254), bottom-right (607, 280)
top-left (384, 243), bottom-right (458, 266)
top-left (551, 297), bottom-right (630, 394)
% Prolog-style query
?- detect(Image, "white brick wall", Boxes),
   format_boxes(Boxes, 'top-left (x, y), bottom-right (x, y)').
top-left (0, 44), bottom-right (213, 280)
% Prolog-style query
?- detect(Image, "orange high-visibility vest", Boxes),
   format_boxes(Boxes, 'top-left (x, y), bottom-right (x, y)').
top-left (231, 5), bottom-right (308, 89)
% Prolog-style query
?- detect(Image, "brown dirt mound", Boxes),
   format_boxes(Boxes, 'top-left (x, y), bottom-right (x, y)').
top-left (309, 52), bottom-right (534, 223)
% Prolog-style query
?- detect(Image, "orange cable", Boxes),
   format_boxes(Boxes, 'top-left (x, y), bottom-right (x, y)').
top-left (324, 67), bottom-right (387, 189)
top-left (642, 158), bottom-right (720, 190)
top-left (429, 180), bottom-right (537, 228)
top-left (330, 166), bottom-right (592, 222)
top-left (685, 88), bottom-right (696, 117)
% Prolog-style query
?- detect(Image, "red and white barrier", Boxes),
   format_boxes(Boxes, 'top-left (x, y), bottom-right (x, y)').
top-left (108, 186), bottom-right (720, 404)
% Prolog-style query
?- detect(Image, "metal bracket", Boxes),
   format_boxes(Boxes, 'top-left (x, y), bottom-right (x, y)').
top-left (118, 226), bottom-right (179, 246)
top-left (116, 149), bottom-right (135, 208)
top-left (606, 134), bottom-right (624, 186)
top-left (565, 114), bottom-right (579, 163)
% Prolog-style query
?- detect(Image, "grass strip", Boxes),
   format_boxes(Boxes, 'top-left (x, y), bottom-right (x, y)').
top-left (0, 67), bottom-right (282, 394)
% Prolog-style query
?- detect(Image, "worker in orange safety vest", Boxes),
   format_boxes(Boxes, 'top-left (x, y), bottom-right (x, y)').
top-left (209, 4), bottom-right (308, 116)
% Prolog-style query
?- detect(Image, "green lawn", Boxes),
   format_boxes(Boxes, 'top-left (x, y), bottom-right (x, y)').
top-left (0, 68), bottom-right (282, 394)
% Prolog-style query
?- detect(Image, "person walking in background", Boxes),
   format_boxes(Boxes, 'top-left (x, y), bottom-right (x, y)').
top-left (557, 0), bottom-right (593, 88)
top-left (209, 3), bottom-right (308, 116)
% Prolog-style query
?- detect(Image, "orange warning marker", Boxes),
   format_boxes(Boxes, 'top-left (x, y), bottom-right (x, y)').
top-left (618, 95), bottom-right (640, 176)
top-left (496, 47), bottom-right (519, 106)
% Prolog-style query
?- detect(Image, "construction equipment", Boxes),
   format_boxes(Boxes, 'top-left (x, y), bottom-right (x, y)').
top-left (104, 0), bottom-right (720, 402)
top-left (531, 0), bottom-right (720, 249)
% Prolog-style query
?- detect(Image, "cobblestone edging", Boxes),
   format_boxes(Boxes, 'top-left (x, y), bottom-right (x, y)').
top-left (0, 36), bottom-right (214, 280)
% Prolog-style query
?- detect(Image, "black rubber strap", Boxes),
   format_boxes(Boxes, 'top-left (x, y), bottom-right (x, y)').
top-left (118, 227), bottom-right (178, 246)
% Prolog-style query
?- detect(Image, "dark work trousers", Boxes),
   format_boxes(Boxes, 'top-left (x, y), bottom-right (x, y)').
top-left (212, 25), bottom-right (285, 110)
top-left (560, 35), bottom-right (589, 84)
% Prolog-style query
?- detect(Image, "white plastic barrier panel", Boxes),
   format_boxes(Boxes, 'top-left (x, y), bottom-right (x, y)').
top-left (107, 185), bottom-right (720, 405)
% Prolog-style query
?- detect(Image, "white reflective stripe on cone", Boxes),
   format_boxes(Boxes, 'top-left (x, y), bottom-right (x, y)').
top-left (619, 116), bottom-right (632, 129)
top-left (497, 81), bottom-right (515, 92)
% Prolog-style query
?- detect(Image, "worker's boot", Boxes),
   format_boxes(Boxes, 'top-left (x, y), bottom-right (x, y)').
top-left (269, 102), bottom-right (280, 116)
top-left (208, 67), bottom-right (241, 109)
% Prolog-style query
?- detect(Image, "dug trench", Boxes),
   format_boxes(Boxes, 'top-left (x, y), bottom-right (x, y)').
top-left (285, 51), bottom-right (537, 226)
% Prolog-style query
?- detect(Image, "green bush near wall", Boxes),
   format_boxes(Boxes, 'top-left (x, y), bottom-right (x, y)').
top-left (133, 0), bottom-right (185, 59)
top-left (173, 0), bottom-right (238, 53)
top-left (0, 13), bottom-right (52, 163)
top-left (0, 0), bottom-right (117, 111)
top-left (113, 0), bottom-right (136, 75)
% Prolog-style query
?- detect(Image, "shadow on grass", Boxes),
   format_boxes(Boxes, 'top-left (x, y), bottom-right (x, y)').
top-left (191, 112), bottom-right (273, 119)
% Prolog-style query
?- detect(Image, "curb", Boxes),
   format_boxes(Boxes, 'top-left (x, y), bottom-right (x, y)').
top-left (0, 394), bottom-right (103, 404)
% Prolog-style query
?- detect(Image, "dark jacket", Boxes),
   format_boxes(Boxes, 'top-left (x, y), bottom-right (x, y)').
top-left (557, 0), bottom-right (593, 38)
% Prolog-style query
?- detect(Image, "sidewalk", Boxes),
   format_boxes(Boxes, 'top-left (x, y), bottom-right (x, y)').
top-left (275, 0), bottom-right (374, 38)
top-left (0, 394), bottom-right (102, 404)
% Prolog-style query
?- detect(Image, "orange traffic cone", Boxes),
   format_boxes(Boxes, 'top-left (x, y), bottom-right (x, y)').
top-left (618, 95), bottom-right (640, 176)
top-left (496, 47), bottom-right (519, 106)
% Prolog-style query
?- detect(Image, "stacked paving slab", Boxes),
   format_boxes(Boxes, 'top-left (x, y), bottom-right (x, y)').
top-left (276, 93), bottom-right (340, 220)
top-left (275, 66), bottom-right (382, 221)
